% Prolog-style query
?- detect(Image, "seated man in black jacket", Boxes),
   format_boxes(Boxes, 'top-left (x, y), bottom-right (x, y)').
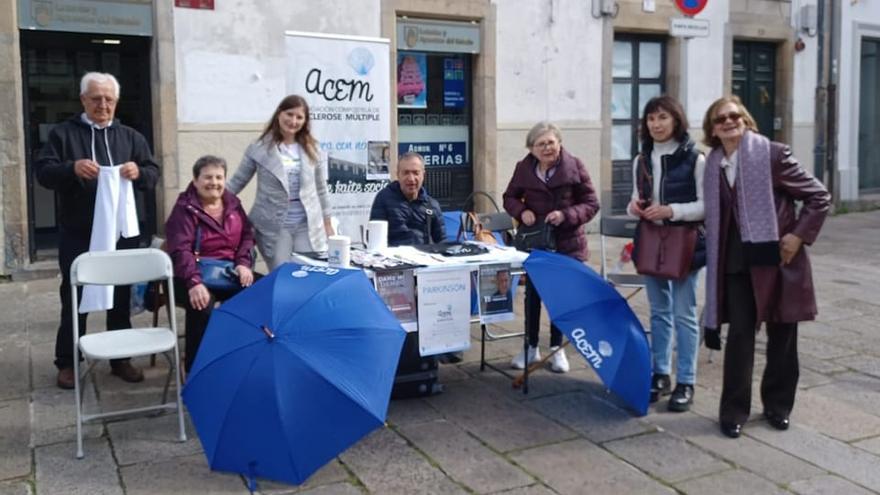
top-left (369, 152), bottom-right (445, 246)
top-left (370, 152), bottom-right (461, 365)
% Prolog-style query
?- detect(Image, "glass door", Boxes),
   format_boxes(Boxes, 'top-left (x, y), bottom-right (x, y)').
top-left (610, 36), bottom-right (666, 214)
top-left (859, 38), bottom-right (880, 191)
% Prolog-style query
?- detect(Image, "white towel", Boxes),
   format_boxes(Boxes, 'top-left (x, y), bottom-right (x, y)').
top-left (79, 165), bottom-right (139, 313)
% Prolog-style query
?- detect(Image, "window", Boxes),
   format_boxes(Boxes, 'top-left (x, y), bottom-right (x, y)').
top-left (610, 36), bottom-right (665, 214)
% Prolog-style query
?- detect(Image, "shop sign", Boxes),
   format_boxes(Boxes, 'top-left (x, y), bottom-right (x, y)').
top-left (670, 17), bottom-right (710, 38)
top-left (443, 57), bottom-right (466, 108)
top-left (18, 0), bottom-right (153, 36)
top-left (175, 0), bottom-right (214, 9)
top-left (398, 142), bottom-right (467, 168)
top-left (397, 18), bottom-right (480, 54)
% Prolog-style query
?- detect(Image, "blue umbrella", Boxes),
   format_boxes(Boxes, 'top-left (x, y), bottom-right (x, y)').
top-left (523, 250), bottom-right (651, 415)
top-left (183, 263), bottom-right (406, 488)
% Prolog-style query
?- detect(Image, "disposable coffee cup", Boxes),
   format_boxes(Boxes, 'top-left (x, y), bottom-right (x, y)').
top-left (327, 235), bottom-right (351, 268)
top-left (366, 220), bottom-right (388, 252)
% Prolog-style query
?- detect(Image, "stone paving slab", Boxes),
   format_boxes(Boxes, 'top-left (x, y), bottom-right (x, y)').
top-left (105, 413), bottom-right (199, 466)
top-left (791, 390), bottom-right (880, 442)
top-left (604, 431), bottom-right (729, 484)
top-left (509, 439), bottom-right (674, 495)
top-left (853, 437), bottom-right (880, 456)
top-left (257, 460), bottom-right (350, 494)
top-left (423, 378), bottom-right (576, 453)
top-left (0, 480), bottom-right (31, 495)
top-left (788, 474), bottom-right (876, 495)
top-left (529, 390), bottom-right (649, 443)
top-left (27, 342), bottom-right (56, 391)
top-left (339, 427), bottom-right (467, 495)
top-left (30, 385), bottom-right (102, 447)
top-left (748, 423), bottom-right (880, 492)
top-left (119, 453), bottom-right (249, 495)
top-left (0, 340), bottom-right (29, 401)
top-left (835, 354), bottom-right (880, 379)
top-left (0, 400), bottom-right (31, 480)
top-left (25, 320), bottom-right (57, 347)
top-left (398, 419), bottom-right (534, 493)
top-left (386, 397), bottom-right (444, 428)
top-left (34, 438), bottom-right (122, 495)
top-left (650, 412), bottom-right (824, 485)
top-left (674, 469), bottom-right (788, 495)
top-left (288, 482), bottom-right (362, 495)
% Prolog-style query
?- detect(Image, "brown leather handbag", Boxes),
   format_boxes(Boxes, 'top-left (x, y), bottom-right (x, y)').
top-left (633, 221), bottom-right (698, 280)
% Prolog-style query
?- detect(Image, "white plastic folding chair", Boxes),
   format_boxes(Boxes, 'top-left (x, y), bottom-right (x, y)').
top-left (70, 248), bottom-right (186, 458)
top-left (599, 216), bottom-right (646, 299)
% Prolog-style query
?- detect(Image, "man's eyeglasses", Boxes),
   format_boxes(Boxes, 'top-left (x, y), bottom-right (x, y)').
top-left (712, 112), bottom-right (742, 125)
top-left (533, 140), bottom-right (559, 149)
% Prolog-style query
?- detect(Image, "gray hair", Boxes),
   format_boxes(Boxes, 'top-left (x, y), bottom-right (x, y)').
top-left (80, 72), bottom-right (120, 99)
top-left (525, 121), bottom-right (563, 148)
top-left (192, 155), bottom-right (227, 178)
top-left (398, 151), bottom-right (426, 168)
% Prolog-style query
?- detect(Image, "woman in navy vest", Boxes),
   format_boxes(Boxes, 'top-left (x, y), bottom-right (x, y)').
top-left (628, 96), bottom-right (706, 412)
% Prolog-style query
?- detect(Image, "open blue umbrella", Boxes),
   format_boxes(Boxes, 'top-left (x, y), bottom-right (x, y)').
top-left (183, 263), bottom-right (406, 488)
top-left (523, 250), bottom-right (651, 415)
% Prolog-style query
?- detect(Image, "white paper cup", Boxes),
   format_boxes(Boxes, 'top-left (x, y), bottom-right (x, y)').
top-left (327, 235), bottom-right (351, 268)
top-left (366, 220), bottom-right (388, 252)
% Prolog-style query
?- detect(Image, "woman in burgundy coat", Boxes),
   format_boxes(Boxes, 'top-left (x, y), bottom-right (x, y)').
top-left (701, 96), bottom-right (830, 439)
top-left (165, 155), bottom-right (257, 372)
top-left (503, 122), bottom-right (600, 373)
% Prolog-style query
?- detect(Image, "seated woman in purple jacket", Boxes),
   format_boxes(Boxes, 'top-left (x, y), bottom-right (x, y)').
top-left (503, 122), bottom-right (600, 373)
top-left (165, 155), bottom-right (257, 372)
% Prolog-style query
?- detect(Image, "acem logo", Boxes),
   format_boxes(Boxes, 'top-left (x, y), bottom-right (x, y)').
top-left (570, 328), bottom-right (611, 369)
top-left (291, 266), bottom-right (340, 278)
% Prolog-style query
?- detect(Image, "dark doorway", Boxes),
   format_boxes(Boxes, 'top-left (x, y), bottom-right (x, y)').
top-left (732, 41), bottom-right (776, 139)
top-left (859, 38), bottom-right (880, 192)
top-left (20, 30), bottom-right (156, 260)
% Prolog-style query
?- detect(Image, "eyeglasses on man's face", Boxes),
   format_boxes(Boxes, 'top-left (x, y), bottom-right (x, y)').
top-left (712, 112), bottom-right (742, 125)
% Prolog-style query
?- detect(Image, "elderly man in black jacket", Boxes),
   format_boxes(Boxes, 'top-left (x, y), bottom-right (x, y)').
top-left (369, 152), bottom-right (445, 246)
top-left (35, 72), bottom-right (160, 390)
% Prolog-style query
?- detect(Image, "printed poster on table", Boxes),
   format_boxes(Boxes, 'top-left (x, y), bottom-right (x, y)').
top-left (479, 263), bottom-right (514, 324)
top-left (285, 31), bottom-right (391, 242)
top-left (397, 52), bottom-right (427, 109)
top-left (374, 270), bottom-right (417, 333)
top-left (416, 266), bottom-right (471, 356)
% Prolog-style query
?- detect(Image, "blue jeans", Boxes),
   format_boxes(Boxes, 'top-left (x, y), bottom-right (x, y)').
top-left (644, 269), bottom-right (701, 385)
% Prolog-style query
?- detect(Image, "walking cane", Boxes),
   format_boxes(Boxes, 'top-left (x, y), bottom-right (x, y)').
top-left (511, 286), bottom-right (643, 389)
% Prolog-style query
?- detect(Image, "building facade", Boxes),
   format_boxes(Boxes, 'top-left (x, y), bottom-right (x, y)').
top-left (0, 0), bottom-right (871, 275)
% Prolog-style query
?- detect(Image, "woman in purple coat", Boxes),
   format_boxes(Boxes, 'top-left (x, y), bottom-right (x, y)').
top-left (701, 96), bottom-right (830, 439)
top-left (503, 122), bottom-right (600, 373)
top-left (165, 155), bottom-right (257, 372)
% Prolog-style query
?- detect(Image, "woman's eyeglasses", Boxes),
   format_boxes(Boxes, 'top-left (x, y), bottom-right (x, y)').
top-left (533, 140), bottom-right (559, 149)
top-left (712, 112), bottom-right (742, 125)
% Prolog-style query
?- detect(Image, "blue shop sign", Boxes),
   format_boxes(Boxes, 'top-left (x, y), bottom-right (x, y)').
top-left (399, 142), bottom-right (467, 167)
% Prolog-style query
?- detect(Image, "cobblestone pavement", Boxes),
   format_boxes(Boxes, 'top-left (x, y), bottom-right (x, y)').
top-left (1, 211), bottom-right (879, 494)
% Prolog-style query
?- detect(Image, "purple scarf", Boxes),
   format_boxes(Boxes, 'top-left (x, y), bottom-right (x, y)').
top-left (703, 130), bottom-right (779, 330)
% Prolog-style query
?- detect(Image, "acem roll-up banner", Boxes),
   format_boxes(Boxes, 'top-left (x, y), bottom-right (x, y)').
top-left (285, 31), bottom-right (391, 241)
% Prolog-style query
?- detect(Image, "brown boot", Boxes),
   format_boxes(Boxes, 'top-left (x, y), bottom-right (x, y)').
top-left (111, 361), bottom-right (145, 383)
top-left (57, 368), bottom-right (75, 390)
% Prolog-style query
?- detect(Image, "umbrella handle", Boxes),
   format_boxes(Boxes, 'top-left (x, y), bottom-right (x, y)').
top-left (512, 340), bottom-right (571, 389)
top-left (510, 287), bottom-right (642, 388)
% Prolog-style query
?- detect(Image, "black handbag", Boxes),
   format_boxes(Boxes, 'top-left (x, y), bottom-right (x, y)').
top-left (513, 219), bottom-right (556, 252)
top-left (194, 225), bottom-right (240, 291)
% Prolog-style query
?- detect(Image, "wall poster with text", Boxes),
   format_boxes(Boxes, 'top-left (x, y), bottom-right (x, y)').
top-left (285, 31), bottom-right (391, 242)
top-left (397, 52), bottom-right (427, 109)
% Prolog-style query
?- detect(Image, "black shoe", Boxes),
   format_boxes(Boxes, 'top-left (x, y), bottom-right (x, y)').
top-left (437, 352), bottom-right (463, 364)
top-left (720, 422), bottom-right (742, 438)
top-left (649, 373), bottom-right (672, 403)
top-left (667, 383), bottom-right (694, 412)
top-left (764, 411), bottom-right (790, 430)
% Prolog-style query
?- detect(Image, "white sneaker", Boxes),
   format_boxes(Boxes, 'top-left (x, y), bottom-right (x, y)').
top-left (549, 346), bottom-right (570, 373)
top-left (511, 345), bottom-right (541, 370)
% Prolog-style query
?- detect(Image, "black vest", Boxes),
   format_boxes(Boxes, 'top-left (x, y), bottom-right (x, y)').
top-left (636, 137), bottom-right (706, 270)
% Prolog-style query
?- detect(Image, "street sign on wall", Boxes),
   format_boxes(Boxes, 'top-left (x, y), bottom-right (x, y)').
top-left (670, 18), bottom-right (710, 38)
top-left (674, 0), bottom-right (708, 16)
